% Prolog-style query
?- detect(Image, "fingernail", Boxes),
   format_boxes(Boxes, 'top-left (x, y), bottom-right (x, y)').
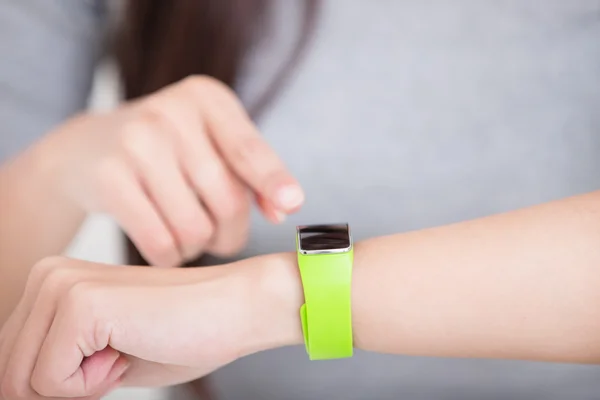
top-left (276, 185), bottom-right (304, 210)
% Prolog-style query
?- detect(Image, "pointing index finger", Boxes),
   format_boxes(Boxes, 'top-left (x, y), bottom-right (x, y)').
top-left (182, 77), bottom-right (305, 213)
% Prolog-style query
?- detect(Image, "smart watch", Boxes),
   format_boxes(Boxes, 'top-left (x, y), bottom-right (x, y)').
top-left (296, 223), bottom-right (354, 360)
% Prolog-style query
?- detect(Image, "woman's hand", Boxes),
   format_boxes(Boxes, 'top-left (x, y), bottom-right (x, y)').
top-left (0, 255), bottom-right (303, 399)
top-left (44, 75), bottom-right (304, 267)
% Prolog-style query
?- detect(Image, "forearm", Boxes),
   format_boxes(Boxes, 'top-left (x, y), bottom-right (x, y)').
top-left (0, 137), bottom-right (85, 325)
top-left (254, 191), bottom-right (600, 364)
top-left (5, 188), bottom-right (597, 391)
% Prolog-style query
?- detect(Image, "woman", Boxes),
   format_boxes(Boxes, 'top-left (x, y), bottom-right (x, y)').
top-left (1, 0), bottom-right (600, 399)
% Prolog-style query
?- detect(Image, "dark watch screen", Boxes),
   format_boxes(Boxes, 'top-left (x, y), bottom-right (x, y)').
top-left (298, 224), bottom-right (351, 251)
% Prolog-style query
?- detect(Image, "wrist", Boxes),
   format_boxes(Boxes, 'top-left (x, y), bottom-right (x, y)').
top-left (237, 252), bottom-right (304, 356)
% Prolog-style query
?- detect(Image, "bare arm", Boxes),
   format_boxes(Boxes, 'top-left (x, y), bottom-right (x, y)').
top-left (257, 191), bottom-right (600, 363)
top-left (0, 74), bottom-right (307, 329)
top-left (0, 0), bottom-right (104, 325)
top-left (0, 140), bottom-right (85, 325)
top-left (2, 192), bottom-right (600, 397)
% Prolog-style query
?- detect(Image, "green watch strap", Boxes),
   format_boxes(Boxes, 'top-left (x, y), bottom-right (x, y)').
top-left (297, 250), bottom-right (354, 360)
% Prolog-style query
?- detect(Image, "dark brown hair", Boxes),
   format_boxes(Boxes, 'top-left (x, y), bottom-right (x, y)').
top-left (114, 0), bottom-right (319, 267)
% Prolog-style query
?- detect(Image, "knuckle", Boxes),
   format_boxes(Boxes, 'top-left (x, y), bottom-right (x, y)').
top-left (30, 256), bottom-right (64, 281)
top-left (178, 219), bottom-right (213, 251)
top-left (192, 221), bottom-right (214, 246)
top-left (182, 74), bottom-right (231, 95)
top-left (41, 265), bottom-right (75, 297)
top-left (181, 75), bottom-right (241, 107)
top-left (213, 191), bottom-right (249, 222)
top-left (144, 233), bottom-right (179, 267)
top-left (29, 257), bottom-right (74, 295)
top-left (136, 102), bottom-right (167, 126)
top-left (119, 117), bottom-right (161, 160)
top-left (151, 233), bottom-right (177, 256)
top-left (231, 135), bottom-right (267, 168)
top-left (193, 166), bottom-right (249, 222)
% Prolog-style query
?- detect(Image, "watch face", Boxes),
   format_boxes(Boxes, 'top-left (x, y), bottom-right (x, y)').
top-left (297, 223), bottom-right (352, 253)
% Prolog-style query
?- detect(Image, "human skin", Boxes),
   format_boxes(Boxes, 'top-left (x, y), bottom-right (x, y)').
top-left (3, 190), bottom-right (600, 399)
top-left (0, 75), bottom-right (305, 327)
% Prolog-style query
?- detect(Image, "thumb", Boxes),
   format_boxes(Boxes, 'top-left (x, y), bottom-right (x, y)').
top-left (79, 348), bottom-right (130, 392)
top-left (32, 347), bottom-right (128, 398)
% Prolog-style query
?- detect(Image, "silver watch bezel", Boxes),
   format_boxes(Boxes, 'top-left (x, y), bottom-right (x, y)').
top-left (296, 223), bottom-right (353, 255)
